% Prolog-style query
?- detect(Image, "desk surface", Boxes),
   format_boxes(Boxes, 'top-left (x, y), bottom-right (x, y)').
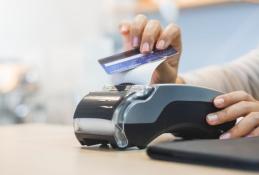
top-left (0, 124), bottom-right (257, 175)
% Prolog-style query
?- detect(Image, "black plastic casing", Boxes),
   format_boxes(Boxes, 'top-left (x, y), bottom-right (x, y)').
top-left (73, 85), bottom-right (236, 149)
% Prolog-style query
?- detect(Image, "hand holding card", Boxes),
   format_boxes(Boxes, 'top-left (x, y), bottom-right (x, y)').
top-left (98, 46), bottom-right (177, 85)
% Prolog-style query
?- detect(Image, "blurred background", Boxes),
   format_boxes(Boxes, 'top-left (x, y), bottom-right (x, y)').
top-left (0, 0), bottom-right (259, 125)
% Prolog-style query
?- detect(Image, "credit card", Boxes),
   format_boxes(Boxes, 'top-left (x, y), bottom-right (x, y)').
top-left (98, 46), bottom-right (177, 74)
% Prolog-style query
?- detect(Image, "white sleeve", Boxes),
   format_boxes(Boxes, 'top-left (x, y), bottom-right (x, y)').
top-left (181, 49), bottom-right (259, 100)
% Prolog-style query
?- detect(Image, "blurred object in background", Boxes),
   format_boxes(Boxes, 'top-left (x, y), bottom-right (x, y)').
top-left (0, 64), bottom-right (28, 94)
top-left (134, 0), bottom-right (259, 12)
top-left (155, 0), bottom-right (179, 23)
top-left (0, 63), bottom-right (43, 124)
top-left (0, 0), bottom-right (258, 125)
top-left (103, 0), bottom-right (179, 50)
top-left (178, 2), bottom-right (259, 72)
top-left (136, 0), bottom-right (179, 22)
top-left (0, 0), bottom-right (113, 125)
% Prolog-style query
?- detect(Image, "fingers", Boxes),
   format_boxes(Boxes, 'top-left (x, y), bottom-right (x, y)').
top-left (119, 21), bottom-right (131, 35)
top-left (220, 112), bottom-right (259, 139)
top-left (150, 23), bottom-right (181, 84)
top-left (207, 91), bottom-right (259, 139)
top-left (119, 14), bottom-right (181, 56)
top-left (119, 20), bottom-right (132, 50)
top-left (130, 14), bottom-right (148, 48)
top-left (151, 62), bottom-right (177, 84)
top-left (156, 23), bottom-right (181, 52)
top-left (213, 91), bottom-right (255, 109)
top-left (248, 126), bottom-right (259, 137)
top-left (207, 101), bottom-right (259, 125)
top-left (140, 20), bottom-right (162, 53)
top-left (119, 14), bottom-right (182, 84)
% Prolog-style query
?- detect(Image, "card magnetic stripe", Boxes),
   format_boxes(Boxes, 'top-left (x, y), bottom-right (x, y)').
top-left (100, 47), bottom-right (177, 74)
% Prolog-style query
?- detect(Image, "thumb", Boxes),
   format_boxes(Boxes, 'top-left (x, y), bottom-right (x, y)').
top-left (151, 61), bottom-right (178, 84)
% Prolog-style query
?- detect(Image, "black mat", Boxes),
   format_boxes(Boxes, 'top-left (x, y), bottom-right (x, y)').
top-left (147, 137), bottom-right (259, 171)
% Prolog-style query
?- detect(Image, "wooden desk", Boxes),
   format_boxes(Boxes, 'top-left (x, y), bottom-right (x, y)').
top-left (0, 124), bottom-right (257, 175)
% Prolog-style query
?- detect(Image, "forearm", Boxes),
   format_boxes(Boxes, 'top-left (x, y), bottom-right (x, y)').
top-left (180, 49), bottom-right (259, 99)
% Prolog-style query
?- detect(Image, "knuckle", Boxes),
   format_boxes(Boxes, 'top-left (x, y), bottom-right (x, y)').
top-left (146, 20), bottom-right (161, 30)
top-left (149, 19), bottom-right (160, 25)
top-left (143, 33), bottom-right (155, 41)
top-left (217, 110), bottom-right (228, 122)
top-left (131, 25), bottom-right (142, 34)
top-left (167, 23), bottom-right (178, 28)
top-left (173, 24), bottom-right (180, 32)
top-left (165, 23), bottom-right (181, 35)
top-left (238, 90), bottom-right (250, 99)
top-left (224, 107), bottom-right (233, 117)
top-left (230, 106), bottom-right (239, 116)
top-left (218, 106), bottom-right (237, 122)
top-left (144, 21), bottom-right (160, 33)
top-left (221, 94), bottom-right (230, 103)
top-left (254, 127), bottom-right (259, 136)
top-left (159, 32), bottom-right (167, 40)
top-left (161, 24), bottom-right (181, 43)
top-left (239, 101), bottom-right (250, 111)
top-left (119, 21), bottom-right (129, 29)
top-left (237, 90), bottom-right (247, 95)
top-left (249, 112), bottom-right (259, 124)
top-left (136, 14), bottom-right (147, 20)
top-left (230, 125), bottom-right (241, 137)
top-left (160, 31), bottom-right (170, 41)
top-left (246, 94), bottom-right (253, 101)
top-left (226, 94), bottom-right (235, 104)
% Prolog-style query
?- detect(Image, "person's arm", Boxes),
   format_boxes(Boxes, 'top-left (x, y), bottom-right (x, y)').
top-left (119, 14), bottom-right (259, 138)
top-left (180, 49), bottom-right (259, 138)
top-left (181, 49), bottom-right (259, 99)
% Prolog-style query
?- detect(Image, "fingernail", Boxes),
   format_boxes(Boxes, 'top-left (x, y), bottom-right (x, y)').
top-left (246, 134), bottom-right (254, 138)
top-left (132, 37), bottom-right (139, 47)
top-left (220, 133), bottom-right (231, 139)
top-left (157, 40), bottom-right (165, 50)
top-left (214, 98), bottom-right (224, 107)
top-left (142, 42), bottom-right (150, 52)
top-left (120, 25), bottom-right (128, 33)
top-left (207, 113), bottom-right (218, 124)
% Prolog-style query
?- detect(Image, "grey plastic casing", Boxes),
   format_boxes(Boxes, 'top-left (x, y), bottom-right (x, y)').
top-left (122, 84), bottom-right (221, 124)
top-left (73, 84), bottom-right (236, 149)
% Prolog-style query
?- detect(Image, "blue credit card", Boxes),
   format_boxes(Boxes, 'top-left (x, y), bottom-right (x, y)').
top-left (98, 46), bottom-right (177, 74)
